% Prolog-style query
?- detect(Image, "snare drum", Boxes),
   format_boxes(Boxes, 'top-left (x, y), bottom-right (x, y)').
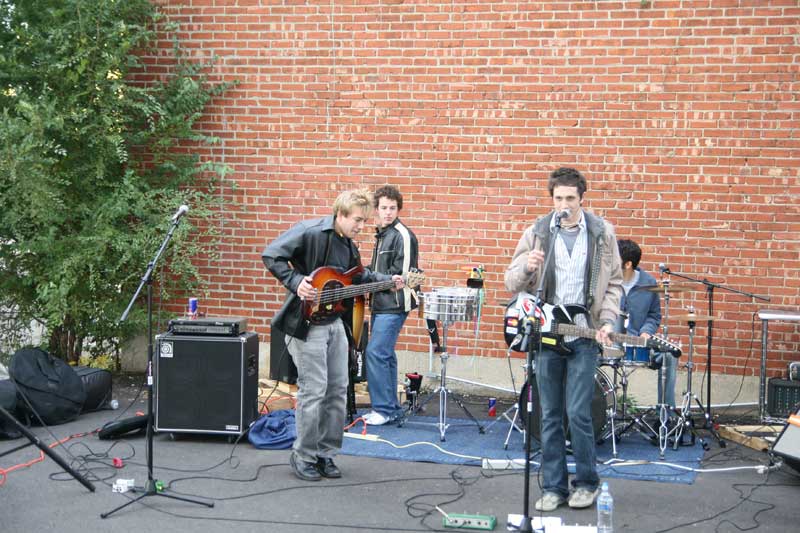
top-left (422, 288), bottom-right (477, 324)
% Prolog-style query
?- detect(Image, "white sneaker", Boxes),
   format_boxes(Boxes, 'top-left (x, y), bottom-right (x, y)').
top-left (362, 411), bottom-right (390, 426)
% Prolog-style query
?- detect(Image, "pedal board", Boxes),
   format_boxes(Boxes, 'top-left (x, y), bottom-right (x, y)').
top-left (443, 513), bottom-right (497, 530)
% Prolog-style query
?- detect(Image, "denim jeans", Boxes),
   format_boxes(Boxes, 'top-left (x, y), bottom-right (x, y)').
top-left (285, 320), bottom-right (348, 464)
top-left (535, 338), bottom-right (600, 498)
top-left (365, 312), bottom-right (408, 419)
top-left (657, 352), bottom-right (677, 407)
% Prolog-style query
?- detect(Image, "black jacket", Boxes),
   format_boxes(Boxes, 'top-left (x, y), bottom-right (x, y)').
top-left (369, 218), bottom-right (419, 314)
top-left (262, 215), bottom-right (388, 339)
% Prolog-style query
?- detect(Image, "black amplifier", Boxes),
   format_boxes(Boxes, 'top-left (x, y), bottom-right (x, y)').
top-left (168, 316), bottom-right (248, 337)
top-left (768, 377), bottom-right (800, 418)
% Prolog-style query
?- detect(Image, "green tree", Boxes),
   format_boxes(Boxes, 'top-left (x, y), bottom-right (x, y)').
top-left (0, 0), bottom-right (229, 365)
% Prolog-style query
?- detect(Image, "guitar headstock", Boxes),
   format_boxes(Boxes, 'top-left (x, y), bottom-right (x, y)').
top-left (647, 335), bottom-right (682, 358)
top-left (404, 269), bottom-right (426, 289)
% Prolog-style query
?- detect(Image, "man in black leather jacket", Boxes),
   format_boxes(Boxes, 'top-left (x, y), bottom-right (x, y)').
top-left (362, 186), bottom-right (419, 426)
top-left (262, 189), bottom-right (404, 481)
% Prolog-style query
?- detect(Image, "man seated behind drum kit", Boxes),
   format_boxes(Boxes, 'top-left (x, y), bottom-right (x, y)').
top-left (617, 239), bottom-right (676, 408)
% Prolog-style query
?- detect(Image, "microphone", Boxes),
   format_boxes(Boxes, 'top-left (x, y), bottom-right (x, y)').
top-left (554, 209), bottom-right (571, 228)
top-left (171, 205), bottom-right (189, 222)
top-left (659, 263), bottom-right (670, 274)
top-left (555, 209), bottom-right (570, 221)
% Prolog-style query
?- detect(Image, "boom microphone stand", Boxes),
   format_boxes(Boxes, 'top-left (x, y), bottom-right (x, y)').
top-left (518, 211), bottom-right (563, 533)
top-left (102, 206), bottom-right (213, 518)
top-left (660, 266), bottom-right (769, 446)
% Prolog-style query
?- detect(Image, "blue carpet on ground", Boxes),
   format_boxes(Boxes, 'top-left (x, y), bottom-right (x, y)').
top-left (340, 412), bottom-right (705, 484)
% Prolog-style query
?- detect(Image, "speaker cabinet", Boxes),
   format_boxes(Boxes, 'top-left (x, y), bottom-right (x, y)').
top-left (155, 332), bottom-right (259, 436)
top-left (269, 321), bottom-right (297, 384)
top-left (767, 377), bottom-right (800, 418)
top-left (772, 412), bottom-right (800, 473)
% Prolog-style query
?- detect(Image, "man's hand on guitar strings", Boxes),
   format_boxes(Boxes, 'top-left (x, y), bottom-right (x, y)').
top-left (297, 276), bottom-right (318, 300)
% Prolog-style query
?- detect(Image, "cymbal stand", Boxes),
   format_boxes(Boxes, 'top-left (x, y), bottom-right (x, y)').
top-left (655, 276), bottom-right (682, 458)
top-left (671, 318), bottom-right (709, 452)
top-left (401, 321), bottom-right (485, 441)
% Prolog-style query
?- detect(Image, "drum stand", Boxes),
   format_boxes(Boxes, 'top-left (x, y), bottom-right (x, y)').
top-left (609, 360), bottom-right (658, 454)
top-left (669, 318), bottom-right (709, 452)
top-left (401, 321), bottom-right (485, 441)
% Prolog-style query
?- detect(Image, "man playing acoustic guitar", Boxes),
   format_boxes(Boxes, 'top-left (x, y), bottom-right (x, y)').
top-left (262, 189), bottom-right (405, 481)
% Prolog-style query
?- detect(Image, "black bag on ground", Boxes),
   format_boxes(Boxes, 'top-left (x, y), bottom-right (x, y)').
top-left (0, 379), bottom-right (22, 439)
top-left (10, 348), bottom-right (87, 425)
top-left (73, 366), bottom-right (112, 412)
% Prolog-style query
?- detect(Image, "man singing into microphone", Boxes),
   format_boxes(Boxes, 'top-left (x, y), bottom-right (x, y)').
top-left (505, 167), bottom-right (622, 511)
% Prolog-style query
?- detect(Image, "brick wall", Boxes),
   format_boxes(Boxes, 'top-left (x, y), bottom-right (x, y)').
top-left (149, 0), bottom-right (800, 378)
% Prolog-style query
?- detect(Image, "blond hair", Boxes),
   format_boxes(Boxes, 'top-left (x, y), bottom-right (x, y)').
top-left (333, 188), bottom-right (373, 218)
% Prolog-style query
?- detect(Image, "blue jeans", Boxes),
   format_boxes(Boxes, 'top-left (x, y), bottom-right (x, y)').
top-left (535, 338), bottom-right (600, 498)
top-left (285, 320), bottom-right (349, 464)
top-left (365, 312), bottom-right (408, 419)
top-left (657, 352), bottom-right (677, 407)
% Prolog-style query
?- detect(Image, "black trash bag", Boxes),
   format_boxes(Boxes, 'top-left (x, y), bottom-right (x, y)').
top-left (10, 348), bottom-right (87, 426)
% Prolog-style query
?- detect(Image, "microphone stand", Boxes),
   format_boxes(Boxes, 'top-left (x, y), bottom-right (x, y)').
top-left (102, 213), bottom-right (213, 518)
top-left (518, 213), bottom-right (562, 533)
top-left (661, 268), bottom-right (769, 446)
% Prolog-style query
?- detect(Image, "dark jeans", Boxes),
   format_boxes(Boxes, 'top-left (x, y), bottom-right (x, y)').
top-left (535, 338), bottom-right (600, 497)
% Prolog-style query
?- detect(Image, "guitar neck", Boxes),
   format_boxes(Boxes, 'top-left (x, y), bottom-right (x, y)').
top-left (318, 279), bottom-right (396, 304)
top-left (556, 323), bottom-right (646, 347)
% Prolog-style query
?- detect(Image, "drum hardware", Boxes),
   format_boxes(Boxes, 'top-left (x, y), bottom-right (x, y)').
top-left (605, 359), bottom-right (660, 453)
top-left (658, 265), bottom-right (767, 447)
top-left (667, 315), bottom-right (710, 453)
top-left (643, 283), bottom-right (694, 294)
top-left (400, 288), bottom-right (484, 441)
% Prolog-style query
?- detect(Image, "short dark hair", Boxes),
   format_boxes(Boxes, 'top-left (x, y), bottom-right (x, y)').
top-left (617, 239), bottom-right (642, 269)
top-left (547, 167), bottom-right (587, 198)
top-left (373, 185), bottom-right (403, 210)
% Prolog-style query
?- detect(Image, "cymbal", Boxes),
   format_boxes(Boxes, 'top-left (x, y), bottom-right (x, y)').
top-left (673, 313), bottom-right (716, 322)
top-left (644, 284), bottom-right (694, 294)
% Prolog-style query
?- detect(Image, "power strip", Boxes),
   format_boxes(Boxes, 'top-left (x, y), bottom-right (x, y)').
top-left (481, 458), bottom-right (526, 470)
top-left (443, 513), bottom-right (497, 530)
top-left (343, 432), bottom-right (379, 441)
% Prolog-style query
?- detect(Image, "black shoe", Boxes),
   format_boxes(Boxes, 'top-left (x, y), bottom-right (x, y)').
top-left (290, 453), bottom-right (321, 481)
top-left (315, 457), bottom-right (342, 478)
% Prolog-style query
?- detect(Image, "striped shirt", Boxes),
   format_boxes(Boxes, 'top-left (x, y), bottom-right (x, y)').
top-left (550, 211), bottom-right (589, 335)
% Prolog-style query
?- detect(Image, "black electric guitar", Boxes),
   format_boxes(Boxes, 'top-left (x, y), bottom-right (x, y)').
top-left (504, 293), bottom-right (682, 357)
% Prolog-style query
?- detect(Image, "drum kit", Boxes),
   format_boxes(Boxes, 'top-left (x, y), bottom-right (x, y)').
top-left (404, 275), bottom-right (712, 457)
top-left (500, 279), bottom-right (712, 459)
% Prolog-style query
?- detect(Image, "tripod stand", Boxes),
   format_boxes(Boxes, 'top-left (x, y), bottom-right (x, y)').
top-left (401, 317), bottom-right (484, 441)
top-left (669, 317), bottom-right (709, 453)
top-left (0, 405), bottom-right (95, 492)
top-left (661, 266), bottom-right (768, 445)
top-left (102, 207), bottom-right (213, 518)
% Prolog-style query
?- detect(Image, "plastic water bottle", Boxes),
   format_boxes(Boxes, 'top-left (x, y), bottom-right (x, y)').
top-left (597, 482), bottom-right (613, 533)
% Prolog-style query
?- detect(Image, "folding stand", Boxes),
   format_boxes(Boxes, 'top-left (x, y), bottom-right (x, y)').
top-left (0, 405), bottom-right (95, 492)
top-left (400, 316), bottom-right (484, 441)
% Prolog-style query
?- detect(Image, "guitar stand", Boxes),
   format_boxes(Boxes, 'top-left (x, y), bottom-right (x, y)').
top-left (0, 405), bottom-right (95, 492)
top-left (399, 322), bottom-right (484, 441)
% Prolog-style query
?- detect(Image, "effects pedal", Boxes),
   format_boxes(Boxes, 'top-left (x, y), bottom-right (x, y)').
top-left (442, 513), bottom-right (497, 530)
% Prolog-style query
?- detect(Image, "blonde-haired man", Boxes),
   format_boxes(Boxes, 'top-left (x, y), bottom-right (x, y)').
top-left (262, 189), bottom-right (404, 481)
